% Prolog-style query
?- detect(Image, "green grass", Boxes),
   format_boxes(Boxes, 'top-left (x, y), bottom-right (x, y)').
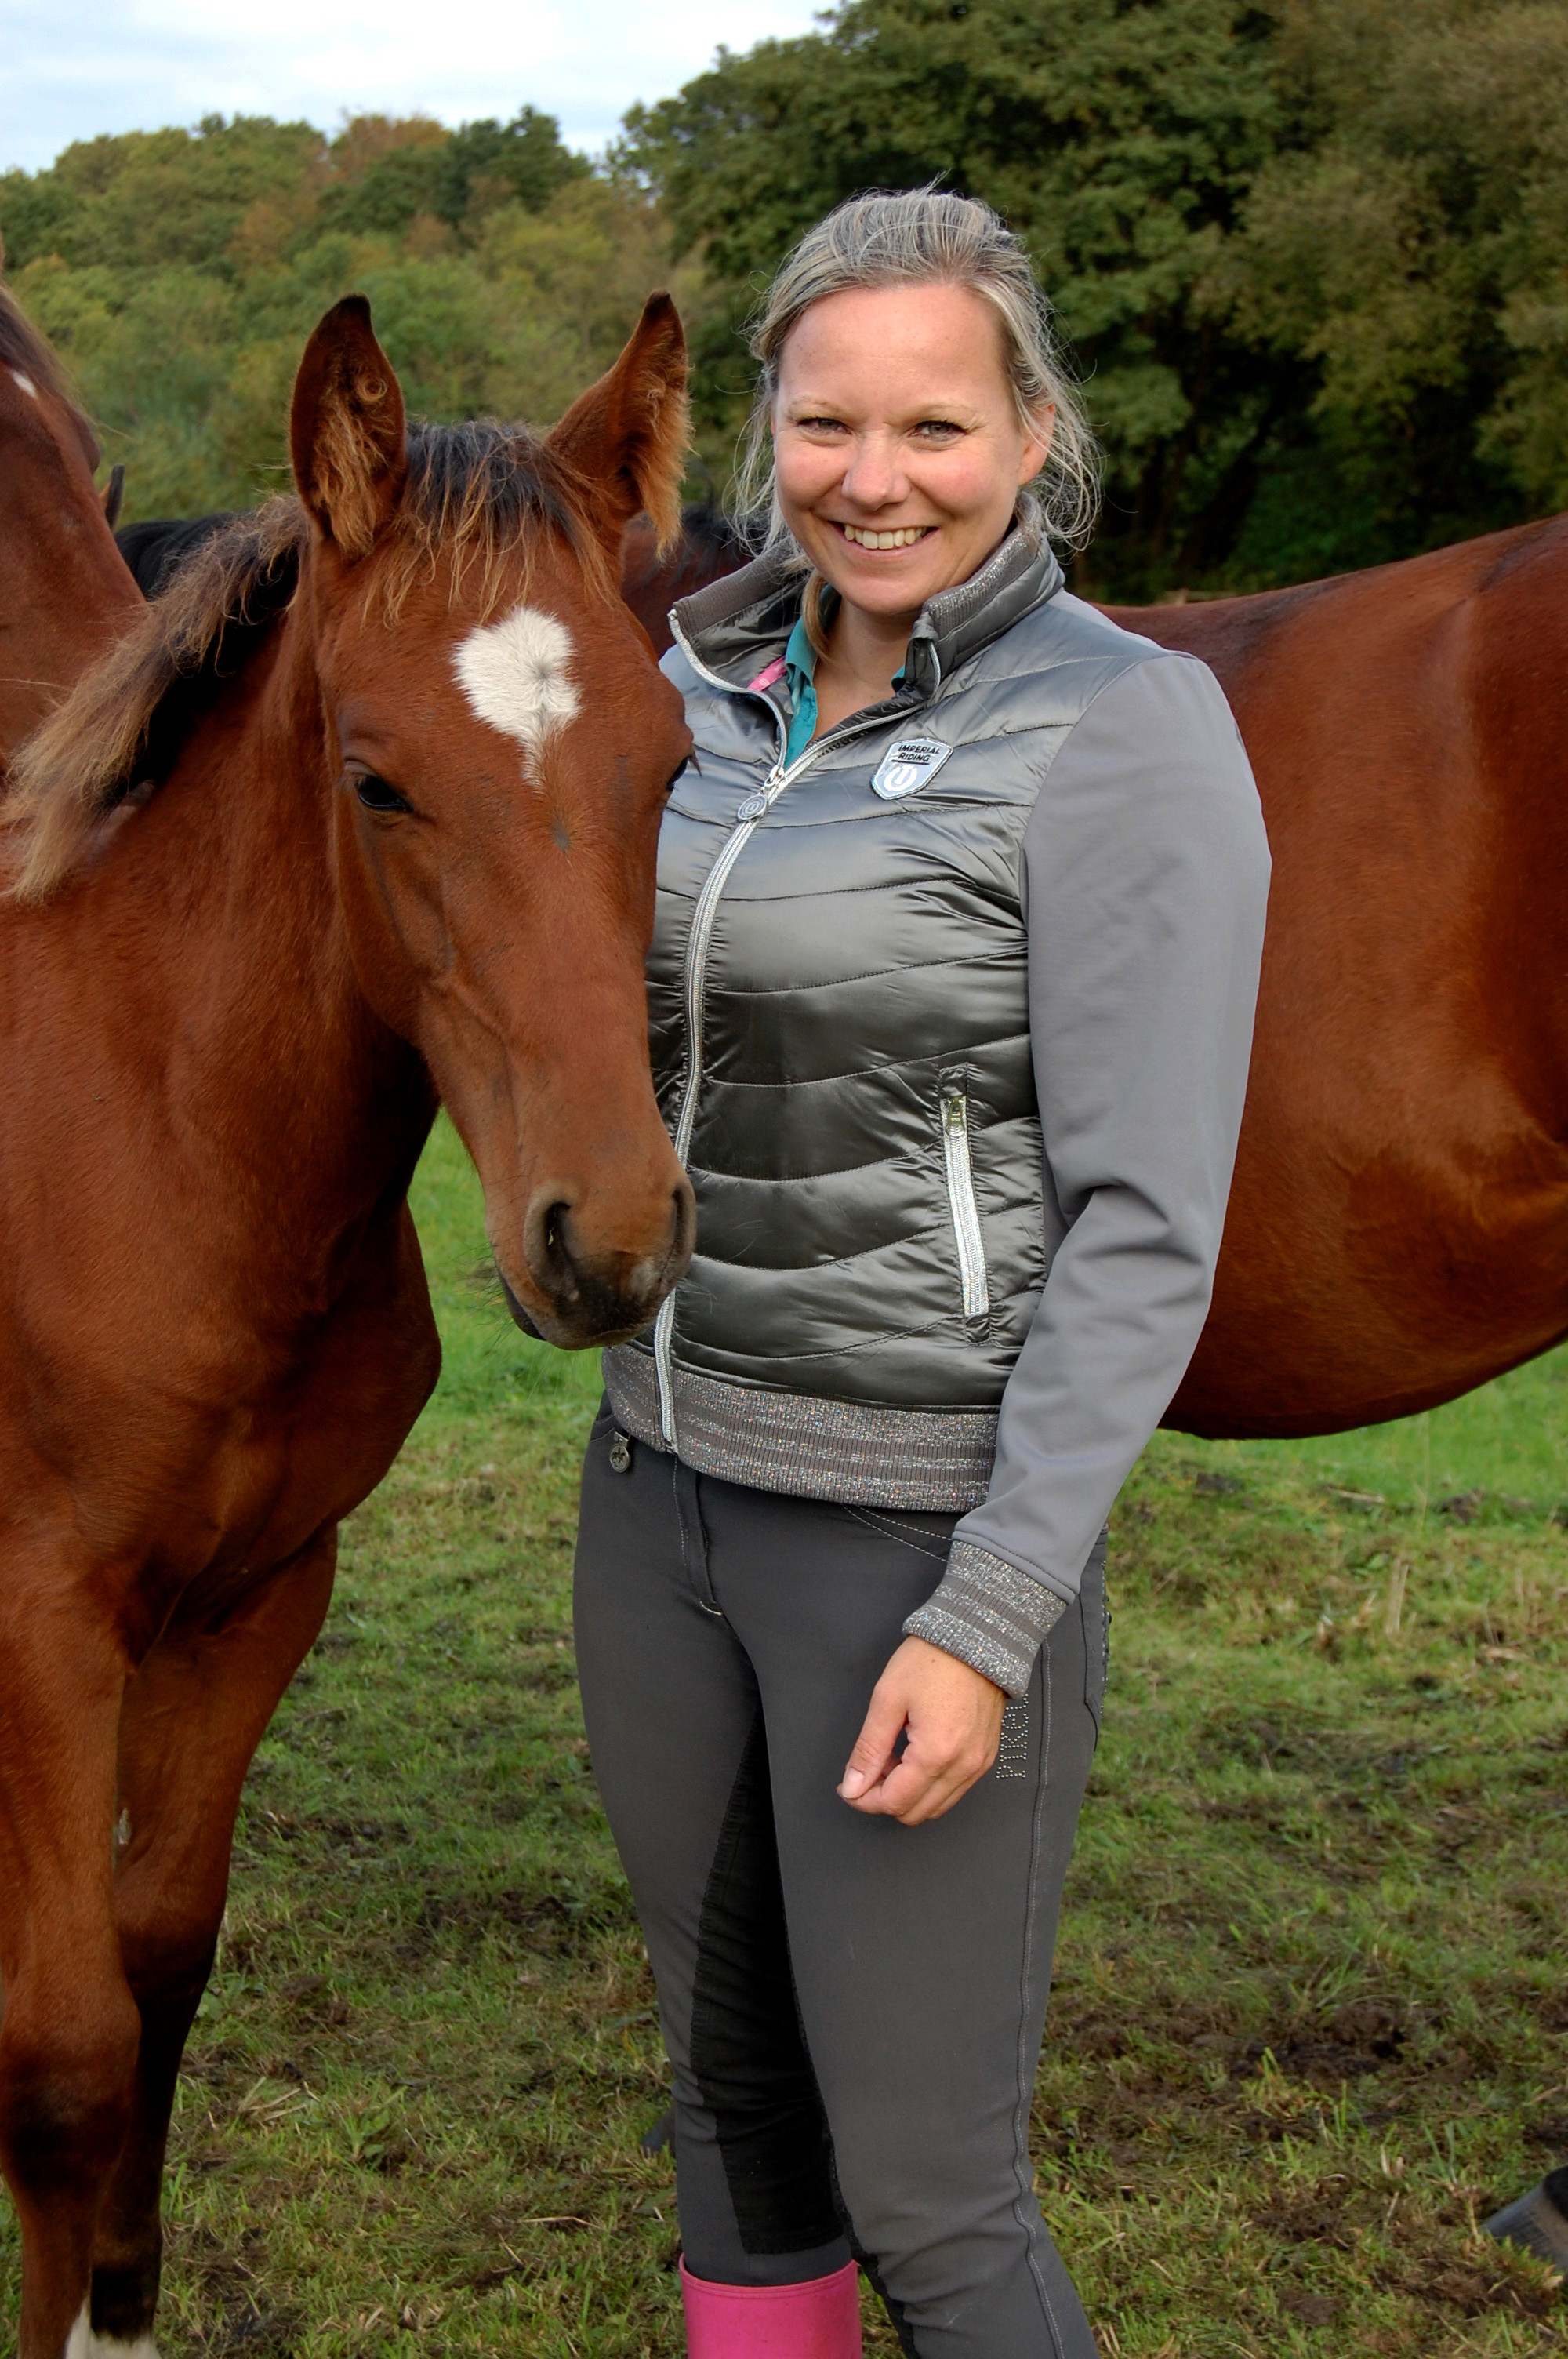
top-left (3, 1114), bottom-right (1565, 2354)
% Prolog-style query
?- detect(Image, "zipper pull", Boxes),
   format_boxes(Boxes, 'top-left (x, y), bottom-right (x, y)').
top-left (736, 761), bottom-right (785, 823)
top-left (944, 1092), bottom-right (967, 1132)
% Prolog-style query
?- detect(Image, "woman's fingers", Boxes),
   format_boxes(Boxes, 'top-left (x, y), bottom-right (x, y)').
top-left (859, 1725), bottom-right (993, 1822)
top-left (837, 1677), bottom-right (907, 1801)
top-left (839, 1636), bottom-right (1005, 1823)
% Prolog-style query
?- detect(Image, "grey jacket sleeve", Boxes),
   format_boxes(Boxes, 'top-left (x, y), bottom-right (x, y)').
top-left (903, 652), bottom-right (1271, 1696)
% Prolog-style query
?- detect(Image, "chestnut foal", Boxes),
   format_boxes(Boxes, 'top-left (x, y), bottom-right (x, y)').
top-left (0, 283), bottom-right (140, 769)
top-left (0, 291), bottom-right (695, 2358)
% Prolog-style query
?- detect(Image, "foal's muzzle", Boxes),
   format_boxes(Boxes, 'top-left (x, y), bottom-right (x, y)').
top-left (500, 1176), bottom-right (695, 1347)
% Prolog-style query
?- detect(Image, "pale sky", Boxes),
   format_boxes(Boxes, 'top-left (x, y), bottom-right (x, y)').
top-left (0, 0), bottom-right (829, 176)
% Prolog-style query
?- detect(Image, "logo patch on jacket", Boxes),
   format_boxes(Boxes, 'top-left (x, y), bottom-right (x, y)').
top-left (870, 737), bottom-right (954, 800)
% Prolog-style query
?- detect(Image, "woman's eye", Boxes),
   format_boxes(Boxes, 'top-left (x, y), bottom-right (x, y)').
top-left (913, 420), bottom-right (965, 441)
top-left (350, 771), bottom-right (410, 815)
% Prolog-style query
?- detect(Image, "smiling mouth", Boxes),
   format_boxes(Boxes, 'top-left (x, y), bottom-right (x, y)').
top-left (833, 522), bottom-right (935, 550)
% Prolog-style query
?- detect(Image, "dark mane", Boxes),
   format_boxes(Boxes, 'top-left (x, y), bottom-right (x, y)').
top-left (392, 416), bottom-right (608, 614)
top-left (673, 500), bottom-right (749, 573)
top-left (116, 513), bottom-right (238, 601)
top-left (5, 418), bottom-right (607, 903)
top-left (625, 499), bottom-right (746, 590)
top-left (621, 500), bottom-right (749, 652)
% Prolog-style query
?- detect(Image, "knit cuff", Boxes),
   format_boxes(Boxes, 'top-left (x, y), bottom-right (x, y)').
top-left (902, 1539), bottom-right (1069, 1699)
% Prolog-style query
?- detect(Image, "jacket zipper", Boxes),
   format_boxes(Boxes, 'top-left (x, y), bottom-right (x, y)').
top-left (941, 1090), bottom-right (989, 1321)
top-left (652, 620), bottom-right (918, 1447)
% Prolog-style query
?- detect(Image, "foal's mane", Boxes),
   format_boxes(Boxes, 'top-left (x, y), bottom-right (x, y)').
top-left (5, 419), bottom-right (609, 903)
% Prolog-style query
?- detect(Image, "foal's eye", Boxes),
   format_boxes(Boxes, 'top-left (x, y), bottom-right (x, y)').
top-left (350, 771), bottom-right (411, 815)
top-left (664, 759), bottom-right (691, 794)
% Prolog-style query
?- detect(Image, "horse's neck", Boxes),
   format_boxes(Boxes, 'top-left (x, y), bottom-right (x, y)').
top-left (92, 610), bottom-right (435, 1289)
top-left (0, 413), bottom-right (139, 763)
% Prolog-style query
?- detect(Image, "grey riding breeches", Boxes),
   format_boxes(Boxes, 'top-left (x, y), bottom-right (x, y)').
top-left (572, 1401), bottom-right (1106, 2359)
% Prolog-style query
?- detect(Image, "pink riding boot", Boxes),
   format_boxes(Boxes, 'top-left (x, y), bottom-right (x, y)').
top-left (680, 2257), bottom-right (862, 2357)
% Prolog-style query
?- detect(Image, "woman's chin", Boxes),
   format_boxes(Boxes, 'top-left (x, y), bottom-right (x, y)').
top-left (820, 553), bottom-right (952, 615)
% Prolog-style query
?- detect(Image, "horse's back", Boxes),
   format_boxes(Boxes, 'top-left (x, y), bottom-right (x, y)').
top-left (1142, 520), bottom-right (1568, 1434)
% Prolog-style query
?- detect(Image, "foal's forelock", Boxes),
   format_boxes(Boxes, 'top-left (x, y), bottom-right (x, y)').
top-left (2, 423), bottom-right (612, 906)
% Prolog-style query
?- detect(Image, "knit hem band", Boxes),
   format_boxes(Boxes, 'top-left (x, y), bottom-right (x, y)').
top-left (602, 1346), bottom-right (999, 1512)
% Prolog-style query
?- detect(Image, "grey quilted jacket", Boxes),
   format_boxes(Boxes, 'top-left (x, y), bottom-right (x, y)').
top-left (604, 532), bottom-right (1269, 1695)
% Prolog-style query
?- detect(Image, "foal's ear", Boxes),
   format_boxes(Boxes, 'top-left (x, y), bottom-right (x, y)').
top-left (290, 295), bottom-right (408, 559)
top-left (548, 291), bottom-right (689, 558)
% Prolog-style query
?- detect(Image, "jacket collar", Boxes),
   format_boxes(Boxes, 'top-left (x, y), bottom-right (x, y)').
top-left (670, 528), bottom-right (1064, 703)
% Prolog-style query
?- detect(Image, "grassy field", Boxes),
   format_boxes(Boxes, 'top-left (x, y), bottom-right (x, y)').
top-left (3, 1116), bottom-right (1566, 2355)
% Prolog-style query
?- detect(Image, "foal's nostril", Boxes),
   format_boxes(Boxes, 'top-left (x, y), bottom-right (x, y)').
top-left (517, 1172), bottom-right (694, 1339)
top-left (523, 1191), bottom-right (581, 1305)
top-left (669, 1177), bottom-right (697, 1274)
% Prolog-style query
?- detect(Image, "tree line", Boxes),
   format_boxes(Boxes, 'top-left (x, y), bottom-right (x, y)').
top-left (5, 0), bottom-right (1566, 598)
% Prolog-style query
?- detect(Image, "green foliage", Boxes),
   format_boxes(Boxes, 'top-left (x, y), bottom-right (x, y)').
top-left (1215, 2), bottom-right (1568, 560)
top-left (8, 5), bottom-right (1568, 587)
top-left (0, 113), bottom-right (702, 522)
top-left (317, 107), bottom-right (591, 240)
top-left (626, 0), bottom-right (1568, 598)
top-left (0, 115), bottom-right (323, 275)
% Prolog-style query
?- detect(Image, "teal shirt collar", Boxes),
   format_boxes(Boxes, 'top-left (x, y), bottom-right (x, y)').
top-left (779, 611), bottom-right (906, 765)
top-left (782, 613), bottom-right (818, 765)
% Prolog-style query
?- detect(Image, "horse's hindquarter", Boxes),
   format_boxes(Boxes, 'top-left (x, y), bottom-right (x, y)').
top-left (1116, 525), bottom-right (1568, 1435)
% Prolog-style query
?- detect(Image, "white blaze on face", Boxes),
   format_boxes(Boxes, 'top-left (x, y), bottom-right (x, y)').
top-left (452, 605), bottom-right (579, 758)
top-left (9, 369), bottom-right (38, 399)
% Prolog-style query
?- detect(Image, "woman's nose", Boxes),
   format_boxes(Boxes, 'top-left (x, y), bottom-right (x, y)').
top-left (840, 431), bottom-right (908, 510)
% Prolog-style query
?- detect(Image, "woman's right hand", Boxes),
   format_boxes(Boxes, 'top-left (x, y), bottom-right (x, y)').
top-left (837, 1635), bottom-right (1006, 1826)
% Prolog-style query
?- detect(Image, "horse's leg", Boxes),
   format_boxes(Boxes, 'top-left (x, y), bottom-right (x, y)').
top-left (0, 1567), bottom-right (140, 2359)
top-left (88, 1528), bottom-right (337, 2354)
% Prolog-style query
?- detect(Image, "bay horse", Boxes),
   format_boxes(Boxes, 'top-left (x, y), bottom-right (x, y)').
top-left (629, 514), bottom-right (1568, 1441)
top-left (0, 289), bottom-right (696, 2359)
top-left (1109, 534), bottom-right (1568, 1438)
top-left (0, 285), bottom-right (140, 770)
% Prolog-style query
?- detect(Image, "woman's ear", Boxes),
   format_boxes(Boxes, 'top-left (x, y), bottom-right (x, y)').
top-left (1018, 405), bottom-right (1056, 485)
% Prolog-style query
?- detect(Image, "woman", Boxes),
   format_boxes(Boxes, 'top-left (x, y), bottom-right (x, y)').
top-left (574, 190), bottom-right (1270, 2358)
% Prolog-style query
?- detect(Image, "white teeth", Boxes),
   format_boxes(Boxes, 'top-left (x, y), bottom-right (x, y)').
top-left (840, 524), bottom-right (929, 550)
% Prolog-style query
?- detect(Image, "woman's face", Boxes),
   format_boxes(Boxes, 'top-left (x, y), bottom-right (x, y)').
top-left (771, 281), bottom-right (1053, 625)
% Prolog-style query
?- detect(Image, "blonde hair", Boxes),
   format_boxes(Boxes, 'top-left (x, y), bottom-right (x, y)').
top-left (734, 187), bottom-right (1099, 576)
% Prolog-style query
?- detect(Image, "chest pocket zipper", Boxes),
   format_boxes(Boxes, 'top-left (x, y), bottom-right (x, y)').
top-left (941, 1091), bottom-right (990, 1321)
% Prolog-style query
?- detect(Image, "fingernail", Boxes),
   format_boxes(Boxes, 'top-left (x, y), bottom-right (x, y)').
top-left (839, 1770), bottom-right (866, 1797)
